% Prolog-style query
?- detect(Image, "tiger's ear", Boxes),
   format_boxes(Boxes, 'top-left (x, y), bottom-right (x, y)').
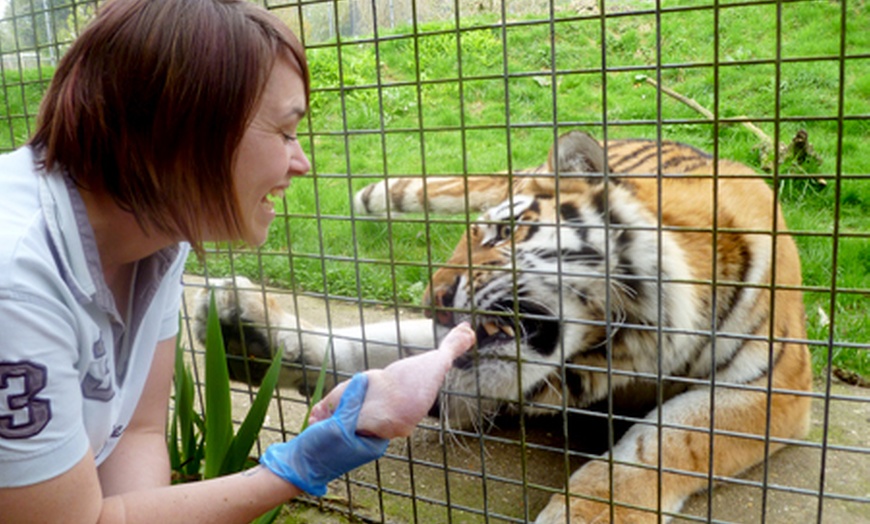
top-left (548, 130), bottom-right (608, 175)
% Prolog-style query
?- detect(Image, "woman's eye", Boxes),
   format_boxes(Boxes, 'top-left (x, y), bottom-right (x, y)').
top-left (282, 132), bottom-right (297, 142)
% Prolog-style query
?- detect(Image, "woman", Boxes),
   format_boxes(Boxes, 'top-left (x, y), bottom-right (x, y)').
top-left (0, 1), bottom-right (474, 522)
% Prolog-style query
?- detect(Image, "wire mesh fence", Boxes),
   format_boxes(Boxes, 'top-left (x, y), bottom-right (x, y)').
top-left (2, 0), bottom-right (868, 522)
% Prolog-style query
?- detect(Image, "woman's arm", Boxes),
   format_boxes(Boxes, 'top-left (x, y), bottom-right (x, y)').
top-left (0, 335), bottom-right (301, 524)
top-left (0, 449), bottom-right (300, 524)
top-left (310, 323), bottom-right (476, 438)
top-left (0, 324), bottom-right (475, 523)
top-left (97, 337), bottom-right (176, 495)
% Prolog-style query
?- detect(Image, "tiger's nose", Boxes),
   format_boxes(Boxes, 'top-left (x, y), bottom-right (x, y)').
top-left (423, 283), bottom-right (457, 327)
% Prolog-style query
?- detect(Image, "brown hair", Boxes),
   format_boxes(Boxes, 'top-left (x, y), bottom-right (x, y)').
top-left (29, 0), bottom-right (309, 254)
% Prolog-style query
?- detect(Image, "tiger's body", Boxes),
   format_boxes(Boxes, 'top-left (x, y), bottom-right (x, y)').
top-left (198, 131), bottom-right (811, 523)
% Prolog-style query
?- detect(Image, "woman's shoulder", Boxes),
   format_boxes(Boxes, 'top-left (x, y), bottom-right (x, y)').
top-left (0, 147), bottom-right (62, 292)
top-left (0, 146), bottom-right (42, 217)
top-left (0, 146), bottom-right (46, 231)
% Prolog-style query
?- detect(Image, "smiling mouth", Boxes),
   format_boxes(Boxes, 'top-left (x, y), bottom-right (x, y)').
top-left (265, 188), bottom-right (285, 202)
top-left (261, 188), bottom-right (287, 210)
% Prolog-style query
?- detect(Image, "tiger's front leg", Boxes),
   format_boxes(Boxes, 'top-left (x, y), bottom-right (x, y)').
top-left (195, 277), bottom-right (437, 389)
top-left (535, 374), bottom-right (811, 523)
top-left (298, 317), bottom-right (439, 376)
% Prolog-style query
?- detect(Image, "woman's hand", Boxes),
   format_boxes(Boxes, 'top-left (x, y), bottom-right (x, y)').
top-left (260, 323), bottom-right (475, 496)
top-left (309, 323), bottom-right (476, 439)
top-left (260, 374), bottom-right (387, 496)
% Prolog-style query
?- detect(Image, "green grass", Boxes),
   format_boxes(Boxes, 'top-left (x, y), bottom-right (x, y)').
top-left (0, 67), bottom-right (53, 150)
top-left (3, 1), bottom-right (867, 376)
top-left (191, 1), bottom-right (869, 377)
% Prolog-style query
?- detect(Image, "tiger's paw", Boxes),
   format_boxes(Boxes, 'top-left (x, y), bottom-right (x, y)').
top-left (536, 493), bottom-right (661, 524)
top-left (535, 460), bottom-right (671, 524)
top-left (193, 277), bottom-right (317, 385)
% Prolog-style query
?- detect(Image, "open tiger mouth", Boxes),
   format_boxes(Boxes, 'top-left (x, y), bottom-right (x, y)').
top-left (450, 302), bottom-right (561, 369)
top-left (476, 319), bottom-right (516, 345)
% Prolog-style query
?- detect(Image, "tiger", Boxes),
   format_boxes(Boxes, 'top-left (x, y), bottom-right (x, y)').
top-left (195, 130), bottom-right (812, 523)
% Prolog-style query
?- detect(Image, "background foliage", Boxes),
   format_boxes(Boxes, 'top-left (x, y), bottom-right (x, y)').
top-left (192, 2), bottom-right (868, 376)
top-left (1, 1), bottom-right (867, 375)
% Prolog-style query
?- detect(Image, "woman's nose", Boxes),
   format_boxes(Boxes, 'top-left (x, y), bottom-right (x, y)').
top-left (290, 141), bottom-right (311, 175)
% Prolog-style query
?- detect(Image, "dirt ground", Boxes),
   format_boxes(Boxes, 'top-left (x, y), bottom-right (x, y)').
top-left (181, 277), bottom-right (870, 524)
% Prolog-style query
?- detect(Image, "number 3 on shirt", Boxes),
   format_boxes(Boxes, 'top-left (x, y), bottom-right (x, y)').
top-left (0, 362), bottom-right (51, 439)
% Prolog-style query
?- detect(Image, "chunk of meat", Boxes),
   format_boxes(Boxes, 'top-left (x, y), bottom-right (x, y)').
top-left (308, 323), bottom-right (475, 439)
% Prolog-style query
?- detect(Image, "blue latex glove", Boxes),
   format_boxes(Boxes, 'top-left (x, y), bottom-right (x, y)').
top-left (260, 373), bottom-right (389, 496)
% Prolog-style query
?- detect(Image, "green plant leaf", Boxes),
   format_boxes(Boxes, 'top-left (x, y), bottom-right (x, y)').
top-left (251, 504), bottom-right (283, 524)
top-left (168, 402), bottom-right (180, 471)
top-left (221, 343), bottom-right (285, 475)
top-left (176, 337), bottom-right (199, 477)
top-left (169, 331), bottom-right (184, 471)
top-left (170, 321), bottom-right (205, 481)
top-left (203, 290), bottom-right (233, 479)
top-left (300, 337), bottom-right (333, 432)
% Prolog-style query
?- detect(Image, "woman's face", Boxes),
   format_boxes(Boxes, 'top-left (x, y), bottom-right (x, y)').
top-left (232, 56), bottom-right (310, 246)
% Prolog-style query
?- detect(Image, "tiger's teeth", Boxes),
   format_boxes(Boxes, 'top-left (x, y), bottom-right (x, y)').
top-left (482, 322), bottom-right (499, 336)
top-left (502, 324), bottom-right (515, 338)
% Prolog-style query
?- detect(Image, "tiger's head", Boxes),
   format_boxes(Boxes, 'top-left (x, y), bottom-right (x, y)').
top-left (423, 131), bottom-right (677, 427)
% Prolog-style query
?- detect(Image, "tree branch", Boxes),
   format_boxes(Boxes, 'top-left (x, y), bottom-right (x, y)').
top-left (634, 74), bottom-right (823, 178)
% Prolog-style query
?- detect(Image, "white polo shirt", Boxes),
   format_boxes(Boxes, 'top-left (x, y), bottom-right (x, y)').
top-left (0, 147), bottom-right (190, 487)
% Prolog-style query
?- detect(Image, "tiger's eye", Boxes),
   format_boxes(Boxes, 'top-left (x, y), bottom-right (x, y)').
top-left (500, 224), bottom-right (512, 240)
